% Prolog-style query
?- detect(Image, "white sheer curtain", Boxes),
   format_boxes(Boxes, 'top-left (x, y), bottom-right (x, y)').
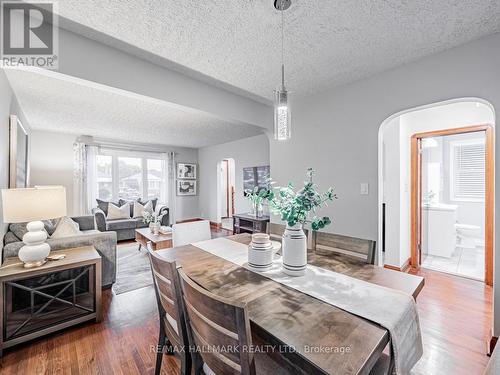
top-left (73, 142), bottom-right (87, 216)
top-left (86, 145), bottom-right (98, 214)
top-left (73, 143), bottom-right (98, 215)
top-left (167, 151), bottom-right (176, 225)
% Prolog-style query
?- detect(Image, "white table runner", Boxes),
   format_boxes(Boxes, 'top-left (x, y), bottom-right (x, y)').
top-left (193, 237), bottom-right (423, 375)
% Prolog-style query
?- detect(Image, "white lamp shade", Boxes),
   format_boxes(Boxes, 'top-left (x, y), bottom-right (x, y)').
top-left (2, 186), bottom-right (67, 223)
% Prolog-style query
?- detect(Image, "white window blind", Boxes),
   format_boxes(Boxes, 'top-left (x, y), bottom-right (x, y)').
top-left (451, 140), bottom-right (485, 201)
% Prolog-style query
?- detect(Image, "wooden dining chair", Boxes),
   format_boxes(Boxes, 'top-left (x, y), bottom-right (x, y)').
top-left (313, 231), bottom-right (377, 264)
top-left (177, 267), bottom-right (284, 375)
top-left (172, 220), bottom-right (212, 247)
top-left (147, 243), bottom-right (191, 375)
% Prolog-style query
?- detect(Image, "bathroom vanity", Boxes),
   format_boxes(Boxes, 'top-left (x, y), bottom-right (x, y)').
top-left (422, 203), bottom-right (458, 258)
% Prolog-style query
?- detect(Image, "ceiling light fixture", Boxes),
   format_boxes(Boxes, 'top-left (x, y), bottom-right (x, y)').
top-left (274, 0), bottom-right (292, 141)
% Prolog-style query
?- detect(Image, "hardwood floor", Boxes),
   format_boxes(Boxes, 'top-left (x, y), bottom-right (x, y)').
top-left (0, 231), bottom-right (493, 374)
top-left (409, 267), bottom-right (492, 375)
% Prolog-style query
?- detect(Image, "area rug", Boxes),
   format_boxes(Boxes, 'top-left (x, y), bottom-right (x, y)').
top-left (112, 243), bottom-right (153, 295)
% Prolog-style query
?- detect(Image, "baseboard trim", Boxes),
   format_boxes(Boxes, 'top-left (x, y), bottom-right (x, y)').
top-left (210, 221), bottom-right (222, 229)
top-left (176, 218), bottom-right (203, 224)
top-left (175, 218), bottom-right (230, 232)
top-left (384, 257), bottom-right (411, 273)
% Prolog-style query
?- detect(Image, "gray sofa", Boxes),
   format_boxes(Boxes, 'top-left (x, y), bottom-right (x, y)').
top-left (2, 216), bottom-right (117, 288)
top-left (92, 199), bottom-right (169, 241)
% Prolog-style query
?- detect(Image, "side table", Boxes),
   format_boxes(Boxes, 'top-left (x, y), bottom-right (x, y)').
top-left (0, 246), bottom-right (101, 356)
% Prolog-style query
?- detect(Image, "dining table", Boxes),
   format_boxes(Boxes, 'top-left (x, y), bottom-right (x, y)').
top-left (156, 233), bottom-right (425, 375)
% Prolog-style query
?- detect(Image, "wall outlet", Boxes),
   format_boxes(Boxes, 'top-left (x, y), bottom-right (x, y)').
top-left (360, 183), bottom-right (369, 195)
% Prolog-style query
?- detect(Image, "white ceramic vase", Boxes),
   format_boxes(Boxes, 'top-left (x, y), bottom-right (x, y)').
top-left (248, 233), bottom-right (274, 272)
top-left (282, 223), bottom-right (307, 276)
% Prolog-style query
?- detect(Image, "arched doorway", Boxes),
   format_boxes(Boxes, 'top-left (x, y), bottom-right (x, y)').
top-left (378, 98), bottom-right (495, 285)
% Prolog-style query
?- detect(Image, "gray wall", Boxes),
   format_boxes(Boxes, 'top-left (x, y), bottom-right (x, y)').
top-left (198, 134), bottom-right (270, 223)
top-left (269, 32), bottom-right (500, 335)
top-left (0, 70), bottom-right (13, 238)
top-left (56, 24), bottom-right (272, 130)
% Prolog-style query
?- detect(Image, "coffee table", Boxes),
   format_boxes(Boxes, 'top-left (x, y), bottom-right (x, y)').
top-left (135, 227), bottom-right (173, 251)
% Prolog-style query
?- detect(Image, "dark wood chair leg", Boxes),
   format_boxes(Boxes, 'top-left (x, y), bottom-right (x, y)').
top-left (193, 352), bottom-right (204, 375)
top-left (165, 338), bottom-right (174, 355)
top-left (155, 326), bottom-right (166, 375)
top-left (180, 350), bottom-right (192, 375)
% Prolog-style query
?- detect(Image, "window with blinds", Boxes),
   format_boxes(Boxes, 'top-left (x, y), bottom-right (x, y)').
top-left (450, 139), bottom-right (485, 201)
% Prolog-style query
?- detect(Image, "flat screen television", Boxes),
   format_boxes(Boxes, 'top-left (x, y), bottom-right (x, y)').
top-left (243, 166), bottom-right (270, 195)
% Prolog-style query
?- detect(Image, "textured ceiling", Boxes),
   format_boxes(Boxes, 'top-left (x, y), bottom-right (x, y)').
top-left (53, 0), bottom-right (500, 101)
top-left (4, 69), bottom-right (263, 148)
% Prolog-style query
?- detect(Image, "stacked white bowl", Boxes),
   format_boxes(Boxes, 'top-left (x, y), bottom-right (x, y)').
top-left (248, 233), bottom-right (274, 272)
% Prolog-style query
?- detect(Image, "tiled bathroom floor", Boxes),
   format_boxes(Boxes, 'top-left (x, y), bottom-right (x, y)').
top-left (421, 246), bottom-right (484, 280)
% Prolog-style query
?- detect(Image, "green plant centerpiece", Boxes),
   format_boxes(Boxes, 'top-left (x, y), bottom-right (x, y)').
top-left (268, 168), bottom-right (337, 276)
top-left (244, 185), bottom-right (273, 217)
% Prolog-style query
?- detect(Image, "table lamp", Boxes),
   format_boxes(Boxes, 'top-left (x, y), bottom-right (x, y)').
top-left (2, 186), bottom-right (67, 268)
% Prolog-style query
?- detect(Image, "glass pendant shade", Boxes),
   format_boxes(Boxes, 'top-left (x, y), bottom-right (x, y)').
top-left (274, 87), bottom-right (291, 140)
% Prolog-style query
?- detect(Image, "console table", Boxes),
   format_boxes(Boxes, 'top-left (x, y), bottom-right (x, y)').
top-left (232, 213), bottom-right (269, 234)
top-left (0, 246), bottom-right (101, 356)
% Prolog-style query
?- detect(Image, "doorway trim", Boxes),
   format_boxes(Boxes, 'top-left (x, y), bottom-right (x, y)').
top-left (410, 124), bottom-right (494, 285)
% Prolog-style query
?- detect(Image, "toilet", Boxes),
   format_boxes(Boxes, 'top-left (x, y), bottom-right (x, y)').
top-left (455, 223), bottom-right (482, 249)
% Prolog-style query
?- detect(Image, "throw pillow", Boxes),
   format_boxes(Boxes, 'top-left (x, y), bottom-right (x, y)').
top-left (107, 202), bottom-right (131, 220)
top-left (138, 198), bottom-right (158, 211)
top-left (51, 216), bottom-right (82, 239)
top-left (4, 231), bottom-right (20, 245)
top-left (43, 219), bottom-right (57, 236)
top-left (9, 222), bottom-right (28, 241)
top-left (9, 220), bottom-right (57, 241)
top-left (97, 199), bottom-right (110, 216)
top-left (118, 199), bottom-right (135, 217)
top-left (133, 200), bottom-right (153, 218)
top-left (96, 199), bottom-right (121, 216)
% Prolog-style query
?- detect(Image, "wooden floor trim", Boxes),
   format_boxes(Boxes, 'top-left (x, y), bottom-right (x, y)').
top-left (175, 218), bottom-right (204, 224)
top-left (384, 257), bottom-right (411, 272)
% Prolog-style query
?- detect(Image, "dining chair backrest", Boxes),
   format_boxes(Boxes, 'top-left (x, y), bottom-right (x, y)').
top-left (147, 244), bottom-right (188, 350)
top-left (172, 220), bottom-right (211, 247)
top-left (313, 232), bottom-right (376, 264)
top-left (177, 267), bottom-right (255, 375)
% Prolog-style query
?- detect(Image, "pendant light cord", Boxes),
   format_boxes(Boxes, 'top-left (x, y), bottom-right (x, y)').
top-left (281, 0), bottom-right (285, 88)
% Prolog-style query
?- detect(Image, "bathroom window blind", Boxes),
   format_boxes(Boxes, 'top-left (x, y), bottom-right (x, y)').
top-left (451, 140), bottom-right (485, 201)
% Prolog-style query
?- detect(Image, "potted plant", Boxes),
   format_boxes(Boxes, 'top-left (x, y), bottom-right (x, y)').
top-left (244, 186), bottom-right (272, 217)
top-left (268, 168), bottom-right (337, 276)
top-left (142, 211), bottom-right (163, 235)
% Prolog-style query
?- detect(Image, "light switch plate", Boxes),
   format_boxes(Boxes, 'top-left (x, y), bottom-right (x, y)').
top-left (360, 183), bottom-right (369, 195)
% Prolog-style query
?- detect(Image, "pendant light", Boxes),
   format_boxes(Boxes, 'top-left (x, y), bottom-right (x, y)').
top-left (274, 0), bottom-right (292, 141)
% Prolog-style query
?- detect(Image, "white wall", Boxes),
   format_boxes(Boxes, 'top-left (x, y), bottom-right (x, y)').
top-left (29, 130), bottom-right (200, 220)
top-left (381, 117), bottom-right (401, 266)
top-left (269, 32), bottom-right (500, 335)
top-left (30, 131), bottom-right (77, 214)
top-left (381, 101), bottom-right (493, 267)
top-left (198, 134), bottom-right (270, 223)
top-left (0, 71), bottom-right (13, 238)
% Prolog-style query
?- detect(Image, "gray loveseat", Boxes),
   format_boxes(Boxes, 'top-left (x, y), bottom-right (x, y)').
top-left (92, 199), bottom-right (169, 241)
top-left (2, 216), bottom-right (117, 288)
